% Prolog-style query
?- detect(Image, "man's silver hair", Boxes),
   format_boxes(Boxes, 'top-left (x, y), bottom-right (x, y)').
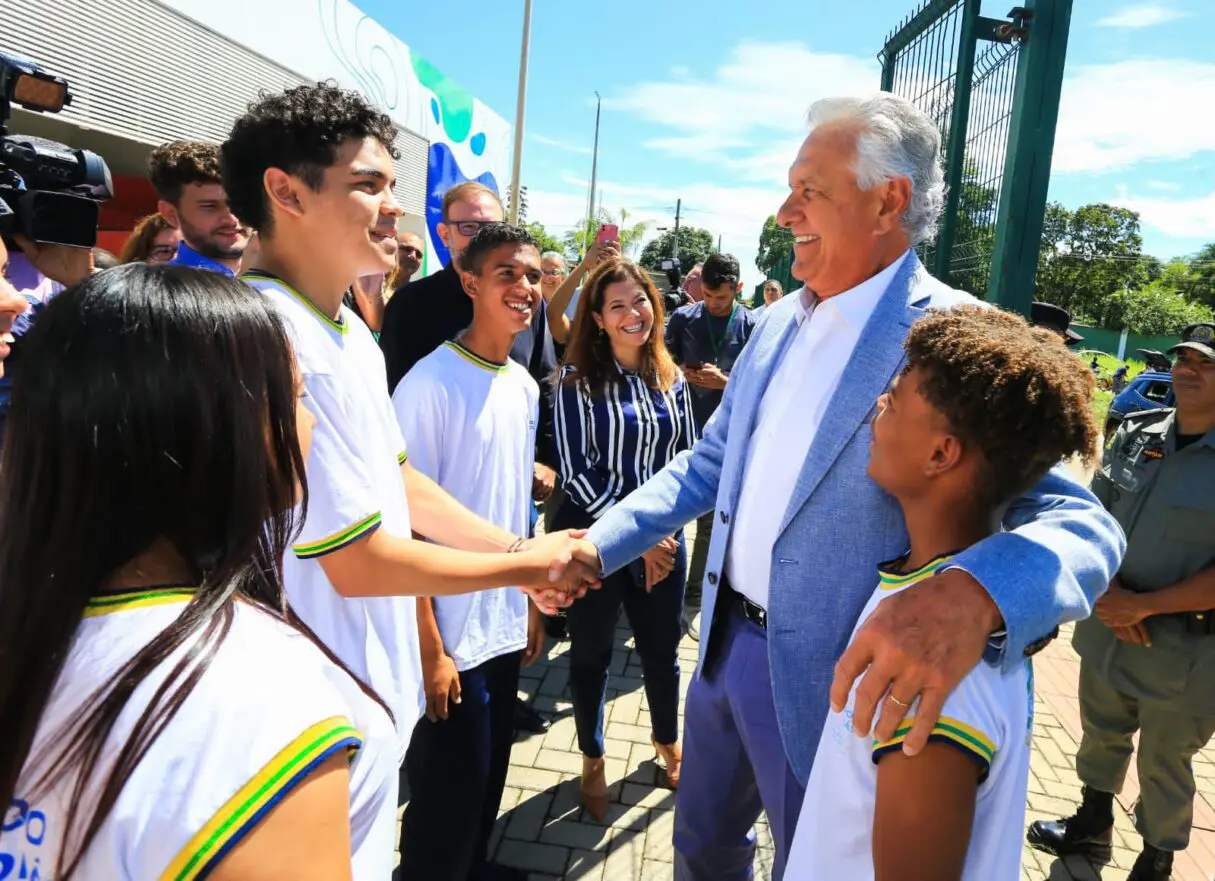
top-left (807, 94), bottom-right (947, 246)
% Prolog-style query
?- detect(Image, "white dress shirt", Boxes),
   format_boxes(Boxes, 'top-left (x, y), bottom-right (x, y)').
top-left (724, 250), bottom-right (910, 610)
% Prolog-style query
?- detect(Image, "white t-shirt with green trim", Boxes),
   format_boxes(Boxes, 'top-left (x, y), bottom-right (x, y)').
top-left (787, 555), bottom-right (1033, 881)
top-left (250, 274), bottom-right (425, 760)
top-left (5, 590), bottom-right (396, 880)
top-left (392, 340), bottom-right (537, 671)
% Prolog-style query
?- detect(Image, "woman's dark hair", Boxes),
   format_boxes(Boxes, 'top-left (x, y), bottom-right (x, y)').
top-left (562, 258), bottom-right (678, 395)
top-left (0, 264), bottom-right (378, 877)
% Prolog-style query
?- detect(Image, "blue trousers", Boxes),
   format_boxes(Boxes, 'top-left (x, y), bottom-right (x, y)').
top-left (398, 650), bottom-right (522, 881)
top-left (556, 502), bottom-right (686, 758)
top-left (673, 604), bottom-right (807, 881)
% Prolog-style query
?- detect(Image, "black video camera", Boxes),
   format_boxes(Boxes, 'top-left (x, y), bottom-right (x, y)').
top-left (1, 51), bottom-right (112, 248)
top-left (659, 257), bottom-right (688, 316)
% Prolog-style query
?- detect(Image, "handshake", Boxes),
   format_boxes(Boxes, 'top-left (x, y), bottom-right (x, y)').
top-left (515, 529), bottom-right (603, 614)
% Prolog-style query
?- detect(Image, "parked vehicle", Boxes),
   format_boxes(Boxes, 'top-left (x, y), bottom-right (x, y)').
top-left (1105, 370), bottom-right (1174, 437)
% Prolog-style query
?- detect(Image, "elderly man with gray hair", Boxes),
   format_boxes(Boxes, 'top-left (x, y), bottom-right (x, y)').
top-left (562, 92), bottom-right (1124, 879)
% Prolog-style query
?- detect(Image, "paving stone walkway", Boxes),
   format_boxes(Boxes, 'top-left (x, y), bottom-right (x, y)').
top-left (396, 541), bottom-right (1214, 881)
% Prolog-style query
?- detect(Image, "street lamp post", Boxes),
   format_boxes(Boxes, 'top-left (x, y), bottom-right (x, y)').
top-left (507, 0), bottom-right (533, 224)
top-left (584, 91), bottom-right (601, 256)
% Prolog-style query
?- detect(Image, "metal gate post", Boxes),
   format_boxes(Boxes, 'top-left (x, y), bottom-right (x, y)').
top-left (987, 0), bottom-right (1074, 316)
top-left (932, 0), bottom-right (981, 282)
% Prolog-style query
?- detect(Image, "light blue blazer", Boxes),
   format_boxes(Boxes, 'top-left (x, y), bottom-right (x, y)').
top-left (585, 254), bottom-right (1126, 785)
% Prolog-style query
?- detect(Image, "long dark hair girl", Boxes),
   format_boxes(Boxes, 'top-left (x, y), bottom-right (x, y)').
top-left (0, 264), bottom-right (374, 877)
top-left (562, 258), bottom-right (679, 394)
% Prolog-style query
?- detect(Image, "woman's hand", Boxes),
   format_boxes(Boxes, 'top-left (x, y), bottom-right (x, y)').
top-left (642, 536), bottom-right (678, 591)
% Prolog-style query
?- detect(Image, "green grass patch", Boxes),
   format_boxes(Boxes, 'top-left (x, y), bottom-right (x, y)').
top-left (1075, 350), bottom-right (1150, 431)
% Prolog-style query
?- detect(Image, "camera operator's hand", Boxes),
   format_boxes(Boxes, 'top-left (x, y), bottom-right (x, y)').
top-left (13, 235), bottom-right (93, 287)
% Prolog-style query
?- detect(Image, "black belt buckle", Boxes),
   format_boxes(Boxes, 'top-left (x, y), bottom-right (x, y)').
top-left (732, 587), bottom-right (767, 630)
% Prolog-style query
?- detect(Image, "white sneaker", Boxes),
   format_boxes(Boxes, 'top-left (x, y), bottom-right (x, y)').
top-left (682, 610), bottom-right (701, 642)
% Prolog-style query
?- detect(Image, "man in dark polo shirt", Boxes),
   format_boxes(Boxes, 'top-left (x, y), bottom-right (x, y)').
top-left (379, 181), bottom-right (556, 734)
top-left (664, 252), bottom-right (759, 639)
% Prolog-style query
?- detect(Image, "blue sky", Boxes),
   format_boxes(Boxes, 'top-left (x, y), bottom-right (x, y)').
top-left (364, 0), bottom-right (1215, 287)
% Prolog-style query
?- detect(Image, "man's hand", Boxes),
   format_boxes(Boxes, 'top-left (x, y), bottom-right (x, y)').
top-left (1113, 622), bottom-right (1153, 647)
top-left (532, 463), bottom-right (557, 502)
top-left (686, 364), bottom-right (728, 391)
top-left (13, 235), bottom-right (93, 287)
top-left (830, 568), bottom-right (1000, 754)
top-left (642, 536), bottom-right (678, 591)
top-left (523, 602), bottom-right (546, 666)
top-left (1095, 576), bottom-right (1153, 629)
top-left (517, 530), bottom-right (599, 609)
top-left (422, 652), bottom-right (461, 722)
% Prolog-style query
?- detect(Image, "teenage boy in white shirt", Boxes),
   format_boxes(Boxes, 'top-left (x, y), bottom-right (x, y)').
top-left (786, 306), bottom-right (1100, 881)
top-left (392, 222), bottom-right (550, 881)
top-left (218, 84), bottom-right (597, 805)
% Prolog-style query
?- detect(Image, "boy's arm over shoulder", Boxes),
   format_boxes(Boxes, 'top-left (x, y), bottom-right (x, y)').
top-left (871, 665), bottom-right (1010, 881)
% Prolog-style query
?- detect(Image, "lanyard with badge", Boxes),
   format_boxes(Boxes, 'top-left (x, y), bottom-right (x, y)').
top-left (706, 303), bottom-right (738, 364)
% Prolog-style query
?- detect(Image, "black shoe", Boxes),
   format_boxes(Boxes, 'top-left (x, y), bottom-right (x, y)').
top-left (513, 698), bottom-right (550, 733)
top-left (1025, 785), bottom-right (1114, 861)
top-left (542, 611), bottom-right (568, 640)
top-left (1127, 844), bottom-right (1173, 881)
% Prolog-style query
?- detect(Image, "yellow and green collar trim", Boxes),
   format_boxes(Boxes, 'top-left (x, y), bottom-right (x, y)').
top-left (85, 586), bottom-right (195, 618)
top-left (873, 715), bottom-right (996, 782)
top-left (293, 511), bottom-right (382, 559)
top-left (243, 273), bottom-right (347, 335)
top-left (444, 340), bottom-right (508, 374)
top-left (877, 552), bottom-right (957, 591)
top-left (160, 716), bottom-right (362, 880)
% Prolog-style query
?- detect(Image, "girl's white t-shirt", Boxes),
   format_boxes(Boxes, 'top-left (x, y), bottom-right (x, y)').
top-left (4, 591), bottom-right (397, 880)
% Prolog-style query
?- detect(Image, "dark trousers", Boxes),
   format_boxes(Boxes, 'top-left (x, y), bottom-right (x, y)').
top-left (398, 650), bottom-right (522, 881)
top-left (555, 502), bottom-right (686, 758)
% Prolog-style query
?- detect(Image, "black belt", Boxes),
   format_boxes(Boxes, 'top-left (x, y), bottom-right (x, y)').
top-left (1167, 610), bottom-right (1215, 636)
top-left (722, 579), bottom-right (767, 630)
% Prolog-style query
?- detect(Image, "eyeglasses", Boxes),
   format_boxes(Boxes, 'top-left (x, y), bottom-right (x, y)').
top-left (542, 268), bottom-right (565, 277)
top-left (148, 245), bottom-right (177, 261)
top-left (445, 220), bottom-right (492, 236)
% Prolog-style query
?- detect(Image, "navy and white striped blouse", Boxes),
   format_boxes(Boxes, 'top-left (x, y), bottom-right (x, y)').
top-left (553, 364), bottom-right (699, 518)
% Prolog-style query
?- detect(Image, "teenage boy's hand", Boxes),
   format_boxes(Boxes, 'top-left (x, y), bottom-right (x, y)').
top-left (517, 530), bottom-right (599, 606)
top-left (422, 652), bottom-right (461, 722)
top-left (532, 463), bottom-right (557, 502)
top-left (831, 568), bottom-right (1000, 755)
top-left (523, 603), bottom-right (546, 666)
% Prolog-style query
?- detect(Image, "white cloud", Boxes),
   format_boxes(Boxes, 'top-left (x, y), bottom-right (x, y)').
top-left (528, 176), bottom-right (788, 292)
top-left (530, 133), bottom-right (593, 155)
top-left (1053, 59), bottom-right (1215, 174)
top-left (604, 40), bottom-right (877, 183)
top-left (1145, 180), bottom-right (1183, 192)
top-left (1113, 187), bottom-right (1215, 240)
top-left (1096, 4), bottom-right (1188, 28)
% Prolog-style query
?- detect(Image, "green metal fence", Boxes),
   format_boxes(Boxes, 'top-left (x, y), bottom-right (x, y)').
top-left (878, 0), bottom-right (1073, 317)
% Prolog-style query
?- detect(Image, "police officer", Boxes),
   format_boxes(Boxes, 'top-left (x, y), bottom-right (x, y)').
top-left (1027, 323), bottom-right (1215, 881)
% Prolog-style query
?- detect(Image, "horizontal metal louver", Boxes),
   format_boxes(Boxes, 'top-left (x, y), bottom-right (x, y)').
top-left (0, 0), bottom-right (428, 212)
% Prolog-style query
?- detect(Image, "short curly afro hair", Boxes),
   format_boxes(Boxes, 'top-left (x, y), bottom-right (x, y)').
top-left (221, 81), bottom-right (398, 234)
top-left (904, 305), bottom-right (1099, 509)
top-left (148, 140), bottom-right (222, 203)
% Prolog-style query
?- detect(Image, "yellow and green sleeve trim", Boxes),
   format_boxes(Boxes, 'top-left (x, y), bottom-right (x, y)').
top-left (397, 450), bottom-right (408, 465)
top-left (293, 511), bottom-right (382, 559)
top-left (444, 340), bottom-right (508, 373)
top-left (84, 586), bottom-right (196, 618)
top-left (876, 552), bottom-right (957, 591)
top-left (872, 715), bottom-right (996, 782)
top-left (160, 716), bottom-right (362, 880)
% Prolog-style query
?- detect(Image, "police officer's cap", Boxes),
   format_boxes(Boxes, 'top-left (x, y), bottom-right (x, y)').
top-left (1168, 323), bottom-right (1215, 361)
top-left (1030, 302), bottom-right (1083, 345)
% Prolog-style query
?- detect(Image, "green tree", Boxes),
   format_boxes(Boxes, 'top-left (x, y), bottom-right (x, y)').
top-left (639, 226), bottom-right (715, 274)
top-left (506, 185), bottom-right (529, 223)
top-left (755, 215), bottom-right (794, 276)
top-left (1105, 281), bottom-right (1215, 335)
top-left (1181, 242), bottom-right (1215, 308)
top-left (1033, 203), bottom-right (1148, 325)
top-left (525, 221), bottom-right (564, 256)
top-left (945, 163), bottom-right (1000, 299)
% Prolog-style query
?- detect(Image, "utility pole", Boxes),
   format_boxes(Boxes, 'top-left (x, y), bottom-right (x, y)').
top-left (507, 0), bottom-right (533, 224)
top-left (717, 233), bottom-right (722, 252)
top-left (584, 92), bottom-right (601, 256)
top-left (671, 198), bottom-right (681, 259)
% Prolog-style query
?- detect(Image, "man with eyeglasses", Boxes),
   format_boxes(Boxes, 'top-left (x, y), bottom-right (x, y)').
top-left (379, 182), bottom-right (558, 737)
